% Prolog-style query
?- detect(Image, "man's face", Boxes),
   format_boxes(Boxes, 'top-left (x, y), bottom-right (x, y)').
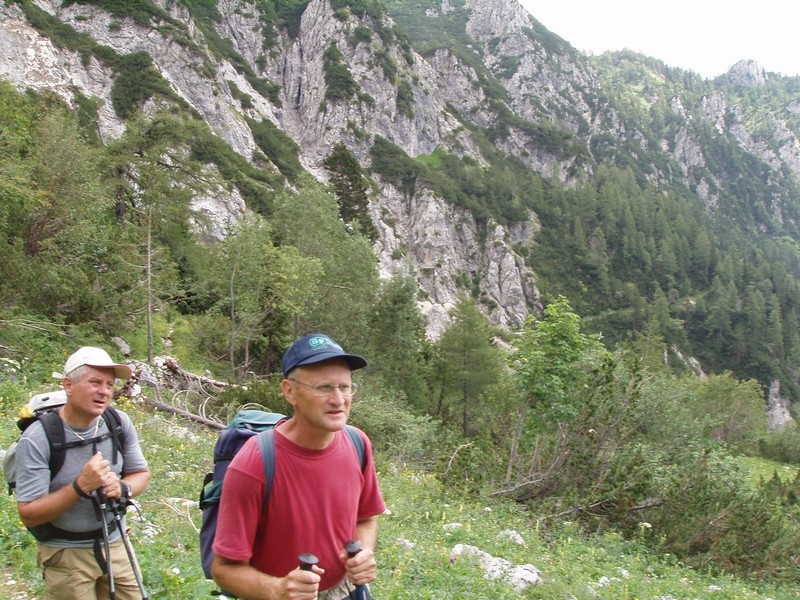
top-left (64, 366), bottom-right (117, 421)
top-left (283, 359), bottom-right (353, 434)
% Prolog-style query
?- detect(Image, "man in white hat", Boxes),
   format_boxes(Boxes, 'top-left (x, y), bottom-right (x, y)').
top-left (15, 346), bottom-right (151, 599)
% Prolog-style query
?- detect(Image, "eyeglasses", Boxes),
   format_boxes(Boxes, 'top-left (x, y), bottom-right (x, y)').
top-left (288, 378), bottom-right (358, 397)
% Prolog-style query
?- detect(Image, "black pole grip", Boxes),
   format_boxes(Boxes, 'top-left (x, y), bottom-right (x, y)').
top-left (345, 540), bottom-right (362, 558)
top-left (298, 553), bottom-right (318, 571)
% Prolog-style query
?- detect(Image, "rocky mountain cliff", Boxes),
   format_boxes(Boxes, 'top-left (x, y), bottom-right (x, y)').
top-left (2, 0), bottom-right (800, 348)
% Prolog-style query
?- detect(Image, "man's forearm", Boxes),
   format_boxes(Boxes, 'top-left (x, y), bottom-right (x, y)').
top-left (17, 480), bottom-right (83, 527)
top-left (211, 556), bottom-right (283, 600)
top-left (355, 517), bottom-right (378, 550)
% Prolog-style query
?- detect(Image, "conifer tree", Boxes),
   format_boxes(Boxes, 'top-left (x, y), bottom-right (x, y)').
top-left (435, 297), bottom-right (502, 436)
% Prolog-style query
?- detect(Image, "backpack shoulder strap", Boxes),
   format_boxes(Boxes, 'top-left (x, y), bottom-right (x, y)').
top-left (344, 425), bottom-right (367, 472)
top-left (102, 406), bottom-right (126, 469)
top-left (256, 429), bottom-right (277, 509)
top-left (37, 411), bottom-right (66, 478)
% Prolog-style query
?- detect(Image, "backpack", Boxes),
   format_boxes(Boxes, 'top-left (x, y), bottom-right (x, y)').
top-left (199, 409), bottom-right (366, 581)
top-left (2, 390), bottom-right (127, 541)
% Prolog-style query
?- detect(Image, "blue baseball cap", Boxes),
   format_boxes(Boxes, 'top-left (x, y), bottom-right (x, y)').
top-left (281, 333), bottom-right (367, 378)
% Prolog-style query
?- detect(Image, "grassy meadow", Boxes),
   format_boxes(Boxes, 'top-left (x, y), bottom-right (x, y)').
top-left (1, 397), bottom-right (798, 599)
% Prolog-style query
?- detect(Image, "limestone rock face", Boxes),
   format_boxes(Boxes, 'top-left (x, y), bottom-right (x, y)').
top-left (767, 381), bottom-right (797, 431)
top-left (373, 182), bottom-right (539, 337)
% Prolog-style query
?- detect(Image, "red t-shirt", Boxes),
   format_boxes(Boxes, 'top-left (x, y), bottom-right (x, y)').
top-left (212, 426), bottom-right (386, 590)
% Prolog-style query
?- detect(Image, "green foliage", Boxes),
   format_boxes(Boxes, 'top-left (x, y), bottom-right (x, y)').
top-left (330, 0), bottom-right (385, 19)
top-left (227, 80), bottom-right (254, 110)
top-left (17, 1), bottom-right (108, 63)
top-left (759, 426), bottom-right (800, 464)
top-left (111, 51), bottom-right (182, 119)
top-left (349, 384), bottom-right (440, 470)
top-left (181, 1), bottom-right (282, 104)
top-left (270, 179), bottom-right (380, 355)
top-left (383, 0), bottom-right (511, 109)
top-left (323, 43), bottom-right (359, 102)
top-left (199, 215), bottom-right (322, 379)
top-left (0, 88), bottom-right (139, 329)
top-left (71, 89), bottom-right (102, 145)
top-left (432, 297), bottom-right (503, 436)
top-left (395, 78), bottom-right (414, 118)
top-left (512, 296), bottom-right (604, 425)
top-left (349, 24), bottom-right (373, 46)
top-left (18, 3), bottom-right (186, 119)
top-left (213, 378), bottom-right (286, 418)
top-left (246, 116), bottom-right (304, 182)
top-left (647, 450), bottom-right (800, 582)
top-left (420, 148), bottom-right (530, 225)
top-left (369, 136), bottom-right (534, 229)
top-left (186, 123), bottom-right (280, 214)
top-left (63, 0), bottom-right (174, 26)
top-left (685, 373), bottom-right (768, 452)
top-left (366, 274), bottom-right (430, 407)
top-left (367, 136), bottom-right (425, 197)
top-left (522, 18), bottom-right (578, 59)
top-left (707, 473), bottom-right (800, 582)
top-left (323, 142), bottom-right (377, 240)
top-left (5, 3), bottom-right (800, 591)
top-left (273, 0), bottom-right (312, 39)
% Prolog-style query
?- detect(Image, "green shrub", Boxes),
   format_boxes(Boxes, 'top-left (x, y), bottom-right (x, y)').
top-left (396, 79), bottom-right (414, 118)
top-left (707, 472), bottom-right (800, 582)
top-left (349, 24), bottom-right (372, 46)
top-left (111, 51), bottom-right (182, 119)
top-left (213, 379), bottom-right (286, 420)
top-left (323, 44), bottom-right (359, 101)
top-left (246, 117), bottom-right (303, 181)
top-left (367, 136), bottom-right (425, 197)
top-left (759, 426), bottom-right (800, 464)
top-left (349, 385), bottom-right (441, 470)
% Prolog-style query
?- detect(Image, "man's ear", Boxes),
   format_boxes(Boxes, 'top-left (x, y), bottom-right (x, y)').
top-left (280, 378), bottom-right (297, 407)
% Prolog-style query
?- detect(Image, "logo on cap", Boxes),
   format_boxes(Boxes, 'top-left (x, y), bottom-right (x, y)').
top-left (309, 336), bottom-right (341, 351)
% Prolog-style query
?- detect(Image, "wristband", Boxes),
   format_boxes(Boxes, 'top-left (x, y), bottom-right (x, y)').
top-left (72, 478), bottom-right (92, 499)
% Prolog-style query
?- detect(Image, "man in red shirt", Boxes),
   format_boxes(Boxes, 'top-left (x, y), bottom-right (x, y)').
top-left (212, 333), bottom-right (386, 600)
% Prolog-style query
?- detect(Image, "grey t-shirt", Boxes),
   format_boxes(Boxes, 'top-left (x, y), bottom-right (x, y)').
top-left (15, 408), bottom-right (148, 547)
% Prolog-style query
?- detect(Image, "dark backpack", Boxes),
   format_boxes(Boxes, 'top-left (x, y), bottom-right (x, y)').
top-left (199, 409), bottom-right (366, 581)
top-left (3, 391), bottom-right (127, 541)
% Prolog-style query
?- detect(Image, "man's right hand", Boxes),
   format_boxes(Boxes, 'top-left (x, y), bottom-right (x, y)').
top-left (74, 451), bottom-right (112, 494)
top-left (280, 564), bottom-right (324, 599)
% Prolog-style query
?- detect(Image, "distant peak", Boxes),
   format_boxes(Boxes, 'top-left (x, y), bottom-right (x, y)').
top-left (725, 59), bottom-right (766, 86)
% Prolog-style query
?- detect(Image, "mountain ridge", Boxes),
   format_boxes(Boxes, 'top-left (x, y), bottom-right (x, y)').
top-left (2, 0), bottom-right (800, 415)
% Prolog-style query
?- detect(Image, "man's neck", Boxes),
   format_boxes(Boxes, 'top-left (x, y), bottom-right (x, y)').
top-left (278, 418), bottom-right (337, 450)
top-left (60, 404), bottom-right (99, 429)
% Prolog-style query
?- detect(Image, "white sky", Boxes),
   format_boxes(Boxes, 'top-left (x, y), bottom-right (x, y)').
top-left (518, 0), bottom-right (800, 79)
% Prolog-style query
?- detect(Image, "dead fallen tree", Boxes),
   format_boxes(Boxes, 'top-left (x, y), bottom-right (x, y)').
top-left (119, 356), bottom-right (244, 430)
top-left (142, 395), bottom-right (225, 430)
top-left (161, 357), bottom-right (235, 391)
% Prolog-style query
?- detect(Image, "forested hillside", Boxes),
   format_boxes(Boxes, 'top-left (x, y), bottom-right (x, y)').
top-left (2, 0), bottom-right (800, 589)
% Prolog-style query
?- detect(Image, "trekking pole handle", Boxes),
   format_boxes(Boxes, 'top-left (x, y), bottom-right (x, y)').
top-left (345, 540), bottom-right (368, 599)
top-left (345, 539), bottom-right (362, 557)
top-left (298, 553), bottom-right (318, 571)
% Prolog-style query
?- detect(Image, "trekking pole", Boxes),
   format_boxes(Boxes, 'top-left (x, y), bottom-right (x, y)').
top-left (109, 498), bottom-right (149, 600)
top-left (298, 553), bottom-right (319, 571)
top-left (96, 488), bottom-right (116, 600)
top-left (345, 540), bottom-right (368, 600)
